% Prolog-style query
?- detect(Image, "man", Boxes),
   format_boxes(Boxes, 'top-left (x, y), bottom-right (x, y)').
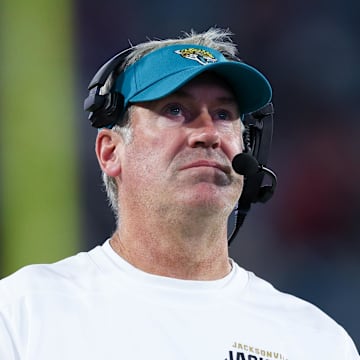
top-left (0, 28), bottom-right (358, 359)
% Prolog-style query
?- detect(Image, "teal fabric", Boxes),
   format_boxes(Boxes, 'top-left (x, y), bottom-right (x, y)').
top-left (115, 44), bottom-right (272, 115)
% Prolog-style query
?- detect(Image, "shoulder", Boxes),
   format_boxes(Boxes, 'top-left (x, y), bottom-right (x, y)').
top-left (0, 248), bottom-right (101, 308)
top-left (242, 270), bottom-right (359, 356)
top-left (244, 269), bottom-right (347, 333)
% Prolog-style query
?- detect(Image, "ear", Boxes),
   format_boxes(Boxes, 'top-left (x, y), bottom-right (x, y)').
top-left (95, 129), bottom-right (123, 177)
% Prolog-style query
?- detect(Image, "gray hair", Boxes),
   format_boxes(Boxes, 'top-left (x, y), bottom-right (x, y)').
top-left (101, 27), bottom-right (241, 221)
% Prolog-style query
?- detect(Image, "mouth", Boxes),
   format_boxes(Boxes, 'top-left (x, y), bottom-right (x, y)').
top-left (180, 160), bottom-right (231, 174)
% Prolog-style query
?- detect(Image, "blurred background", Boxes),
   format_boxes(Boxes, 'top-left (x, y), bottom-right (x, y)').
top-left (1, 0), bottom-right (359, 349)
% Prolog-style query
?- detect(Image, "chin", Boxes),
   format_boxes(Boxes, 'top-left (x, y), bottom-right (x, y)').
top-left (180, 184), bottom-right (236, 213)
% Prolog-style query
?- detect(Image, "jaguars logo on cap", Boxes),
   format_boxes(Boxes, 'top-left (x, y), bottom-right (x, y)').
top-left (175, 48), bottom-right (217, 65)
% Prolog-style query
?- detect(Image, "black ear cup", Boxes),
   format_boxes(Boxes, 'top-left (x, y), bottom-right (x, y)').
top-left (84, 49), bottom-right (131, 128)
top-left (86, 91), bottom-right (125, 128)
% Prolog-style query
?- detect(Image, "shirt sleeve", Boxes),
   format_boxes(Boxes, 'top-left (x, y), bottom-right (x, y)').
top-left (0, 278), bottom-right (21, 360)
top-left (343, 328), bottom-right (360, 360)
top-left (0, 311), bottom-right (19, 360)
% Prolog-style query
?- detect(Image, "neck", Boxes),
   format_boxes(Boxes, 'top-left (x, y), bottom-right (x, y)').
top-left (110, 209), bottom-right (232, 280)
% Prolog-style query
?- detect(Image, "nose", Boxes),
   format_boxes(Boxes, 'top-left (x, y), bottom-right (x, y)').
top-left (187, 110), bottom-right (221, 149)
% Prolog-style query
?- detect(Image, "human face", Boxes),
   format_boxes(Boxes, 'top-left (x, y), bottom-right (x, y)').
top-left (118, 72), bottom-right (244, 217)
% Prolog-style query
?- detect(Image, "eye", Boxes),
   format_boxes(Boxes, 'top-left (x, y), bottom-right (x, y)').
top-left (215, 109), bottom-right (232, 121)
top-left (165, 103), bottom-right (184, 117)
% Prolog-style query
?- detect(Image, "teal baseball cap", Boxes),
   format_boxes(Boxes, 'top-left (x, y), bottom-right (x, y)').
top-left (114, 44), bottom-right (272, 115)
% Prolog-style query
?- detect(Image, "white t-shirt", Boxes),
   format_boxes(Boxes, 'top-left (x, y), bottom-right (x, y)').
top-left (0, 240), bottom-right (358, 360)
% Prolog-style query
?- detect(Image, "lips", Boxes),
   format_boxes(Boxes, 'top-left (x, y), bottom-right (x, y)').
top-left (180, 160), bottom-right (230, 174)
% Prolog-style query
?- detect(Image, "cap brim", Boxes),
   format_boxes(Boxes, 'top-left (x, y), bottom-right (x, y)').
top-left (129, 61), bottom-right (272, 115)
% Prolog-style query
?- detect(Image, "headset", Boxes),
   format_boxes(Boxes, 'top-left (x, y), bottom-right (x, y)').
top-left (228, 103), bottom-right (276, 244)
top-left (84, 49), bottom-right (277, 245)
top-left (84, 49), bottom-right (132, 129)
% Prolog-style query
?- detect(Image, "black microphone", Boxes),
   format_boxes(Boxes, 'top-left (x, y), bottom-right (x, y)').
top-left (232, 153), bottom-right (259, 176)
top-left (232, 152), bottom-right (277, 203)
